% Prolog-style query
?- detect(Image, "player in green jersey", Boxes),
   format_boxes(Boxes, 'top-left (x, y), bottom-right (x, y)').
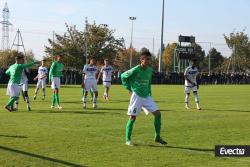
top-left (5, 53), bottom-right (38, 112)
top-left (49, 55), bottom-right (64, 110)
top-left (121, 50), bottom-right (167, 146)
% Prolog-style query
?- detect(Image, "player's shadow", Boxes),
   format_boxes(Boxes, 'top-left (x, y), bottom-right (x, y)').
top-left (0, 134), bottom-right (27, 138)
top-left (0, 145), bottom-right (86, 167)
top-left (147, 144), bottom-right (214, 152)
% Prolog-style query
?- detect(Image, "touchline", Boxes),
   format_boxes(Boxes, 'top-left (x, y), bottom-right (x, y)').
top-left (220, 147), bottom-right (245, 155)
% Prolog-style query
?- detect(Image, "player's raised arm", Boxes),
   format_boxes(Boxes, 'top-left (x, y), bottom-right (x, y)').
top-left (18, 61), bottom-right (38, 71)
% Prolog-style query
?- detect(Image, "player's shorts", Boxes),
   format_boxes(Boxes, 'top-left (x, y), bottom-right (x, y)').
top-left (19, 81), bottom-right (28, 91)
top-left (127, 92), bottom-right (158, 116)
top-left (37, 79), bottom-right (46, 89)
top-left (6, 83), bottom-right (20, 97)
top-left (184, 85), bottom-right (198, 94)
top-left (84, 79), bottom-right (98, 92)
top-left (103, 81), bottom-right (111, 88)
top-left (51, 77), bottom-right (60, 89)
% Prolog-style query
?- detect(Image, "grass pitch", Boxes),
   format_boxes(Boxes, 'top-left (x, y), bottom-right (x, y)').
top-left (0, 85), bottom-right (250, 167)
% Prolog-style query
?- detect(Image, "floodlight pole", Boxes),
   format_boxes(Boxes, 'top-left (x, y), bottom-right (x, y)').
top-left (159, 0), bottom-right (165, 73)
top-left (129, 16), bottom-right (136, 68)
top-left (85, 17), bottom-right (88, 64)
top-left (209, 42), bottom-right (211, 75)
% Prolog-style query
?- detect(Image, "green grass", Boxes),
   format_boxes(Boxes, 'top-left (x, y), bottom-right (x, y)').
top-left (0, 85), bottom-right (250, 167)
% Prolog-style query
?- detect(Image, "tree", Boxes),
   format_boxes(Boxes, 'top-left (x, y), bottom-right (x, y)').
top-left (0, 50), bottom-right (37, 68)
top-left (191, 43), bottom-right (206, 71)
top-left (205, 48), bottom-right (225, 72)
top-left (45, 23), bottom-right (124, 69)
top-left (162, 43), bottom-right (177, 72)
top-left (114, 48), bottom-right (140, 71)
top-left (224, 30), bottom-right (250, 72)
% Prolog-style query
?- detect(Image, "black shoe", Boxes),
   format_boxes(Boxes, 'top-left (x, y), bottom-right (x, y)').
top-left (155, 138), bottom-right (167, 145)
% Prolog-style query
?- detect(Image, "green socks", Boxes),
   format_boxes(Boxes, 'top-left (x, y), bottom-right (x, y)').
top-left (154, 114), bottom-right (161, 140)
top-left (126, 119), bottom-right (135, 142)
top-left (55, 93), bottom-right (60, 105)
top-left (7, 96), bottom-right (18, 107)
top-left (52, 93), bottom-right (56, 106)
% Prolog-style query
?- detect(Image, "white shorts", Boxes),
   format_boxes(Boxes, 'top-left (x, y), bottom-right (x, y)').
top-left (6, 83), bottom-right (20, 97)
top-left (37, 79), bottom-right (46, 89)
top-left (103, 81), bottom-right (111, 88)
top-left (185, 86), bottom-right (198, 94)
top-left (19, 81), bottom-right (28, 91)
top-left (127, 92), bottom-right (158, 116)
top-left (84, 79), bottom-right (98, 92)
top-left (51, 77), bottom-right (61, 89)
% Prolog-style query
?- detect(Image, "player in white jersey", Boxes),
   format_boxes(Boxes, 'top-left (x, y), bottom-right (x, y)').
top-left (82, 57), bottom-right (98, 109)
top-left (97, 59), bottom-right (113, 100)
top-left (33, 60), bottom-right (48, 100)
top-left (184, 58), bottom-right (201, 110)
top-left (15, 68), bottom-right (31, 111)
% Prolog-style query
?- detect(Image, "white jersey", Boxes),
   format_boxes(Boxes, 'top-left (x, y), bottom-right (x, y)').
top-left (100, 65), bottom-right (113, 82)
top-left (184, 66), bottom-right (199, 87)
top-left (83, 64), bottom-right (98, 80)
top-left (38, 66), bottom-right (48, 80)
top-left (21, 69), bottom-right (28, 84)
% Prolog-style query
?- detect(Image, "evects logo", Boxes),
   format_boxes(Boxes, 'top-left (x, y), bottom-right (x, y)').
top-left (215, 145), bottom-right (250, 157)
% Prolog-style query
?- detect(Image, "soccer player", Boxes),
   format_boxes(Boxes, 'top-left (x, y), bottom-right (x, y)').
top-left (82, 57), bottom-right (98, 109)
top-left (184, 58), bottom-right (201, 110)
top-left (49, 55), bottom-right (64, 110)
top-left (97, 59), bottom-right (113, 100)
top-left (121, 50), bottom-right (167, 146)
top-left (5, 53), bottom-right (38, 112)
top-left (15, 68), bottom-right (32, 111)
top-left (34, 60), bottom-right (48, 100)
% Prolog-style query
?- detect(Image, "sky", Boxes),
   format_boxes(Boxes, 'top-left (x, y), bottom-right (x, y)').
top-left (1, 0), bottom-right (250, 60)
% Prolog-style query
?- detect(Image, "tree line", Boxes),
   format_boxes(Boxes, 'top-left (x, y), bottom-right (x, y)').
top-left (0, 22), bottom-right (249, 73)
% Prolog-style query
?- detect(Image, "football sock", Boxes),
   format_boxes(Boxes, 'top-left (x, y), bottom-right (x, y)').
top-left (83, 96), bottom-right (87, 104)
top-left (55, 93), bottom-right (60, 106)
top-left (194, 92), bottom-right (199, 103)
top-left (126, 119), bottom-right (135, 142)
top-left (52, 93), bottom-right (56, 106)
top-left (7, 96), bottom-right (18, 108)
top-left (154, 113), bottom-right (161, 140)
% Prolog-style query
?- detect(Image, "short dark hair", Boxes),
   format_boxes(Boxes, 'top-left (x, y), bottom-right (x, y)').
top-left (15, 52), bottom-right (24, 61)
top-left (140, 51), bottom-right (152, 57)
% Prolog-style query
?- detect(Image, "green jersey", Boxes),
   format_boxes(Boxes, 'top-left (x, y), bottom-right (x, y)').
top-left (49, 61), bottom-right (64, 81)
top-left (5, 62), bottom-right (37, 84)
top-left (121, 65), bottom-right (152, 98)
